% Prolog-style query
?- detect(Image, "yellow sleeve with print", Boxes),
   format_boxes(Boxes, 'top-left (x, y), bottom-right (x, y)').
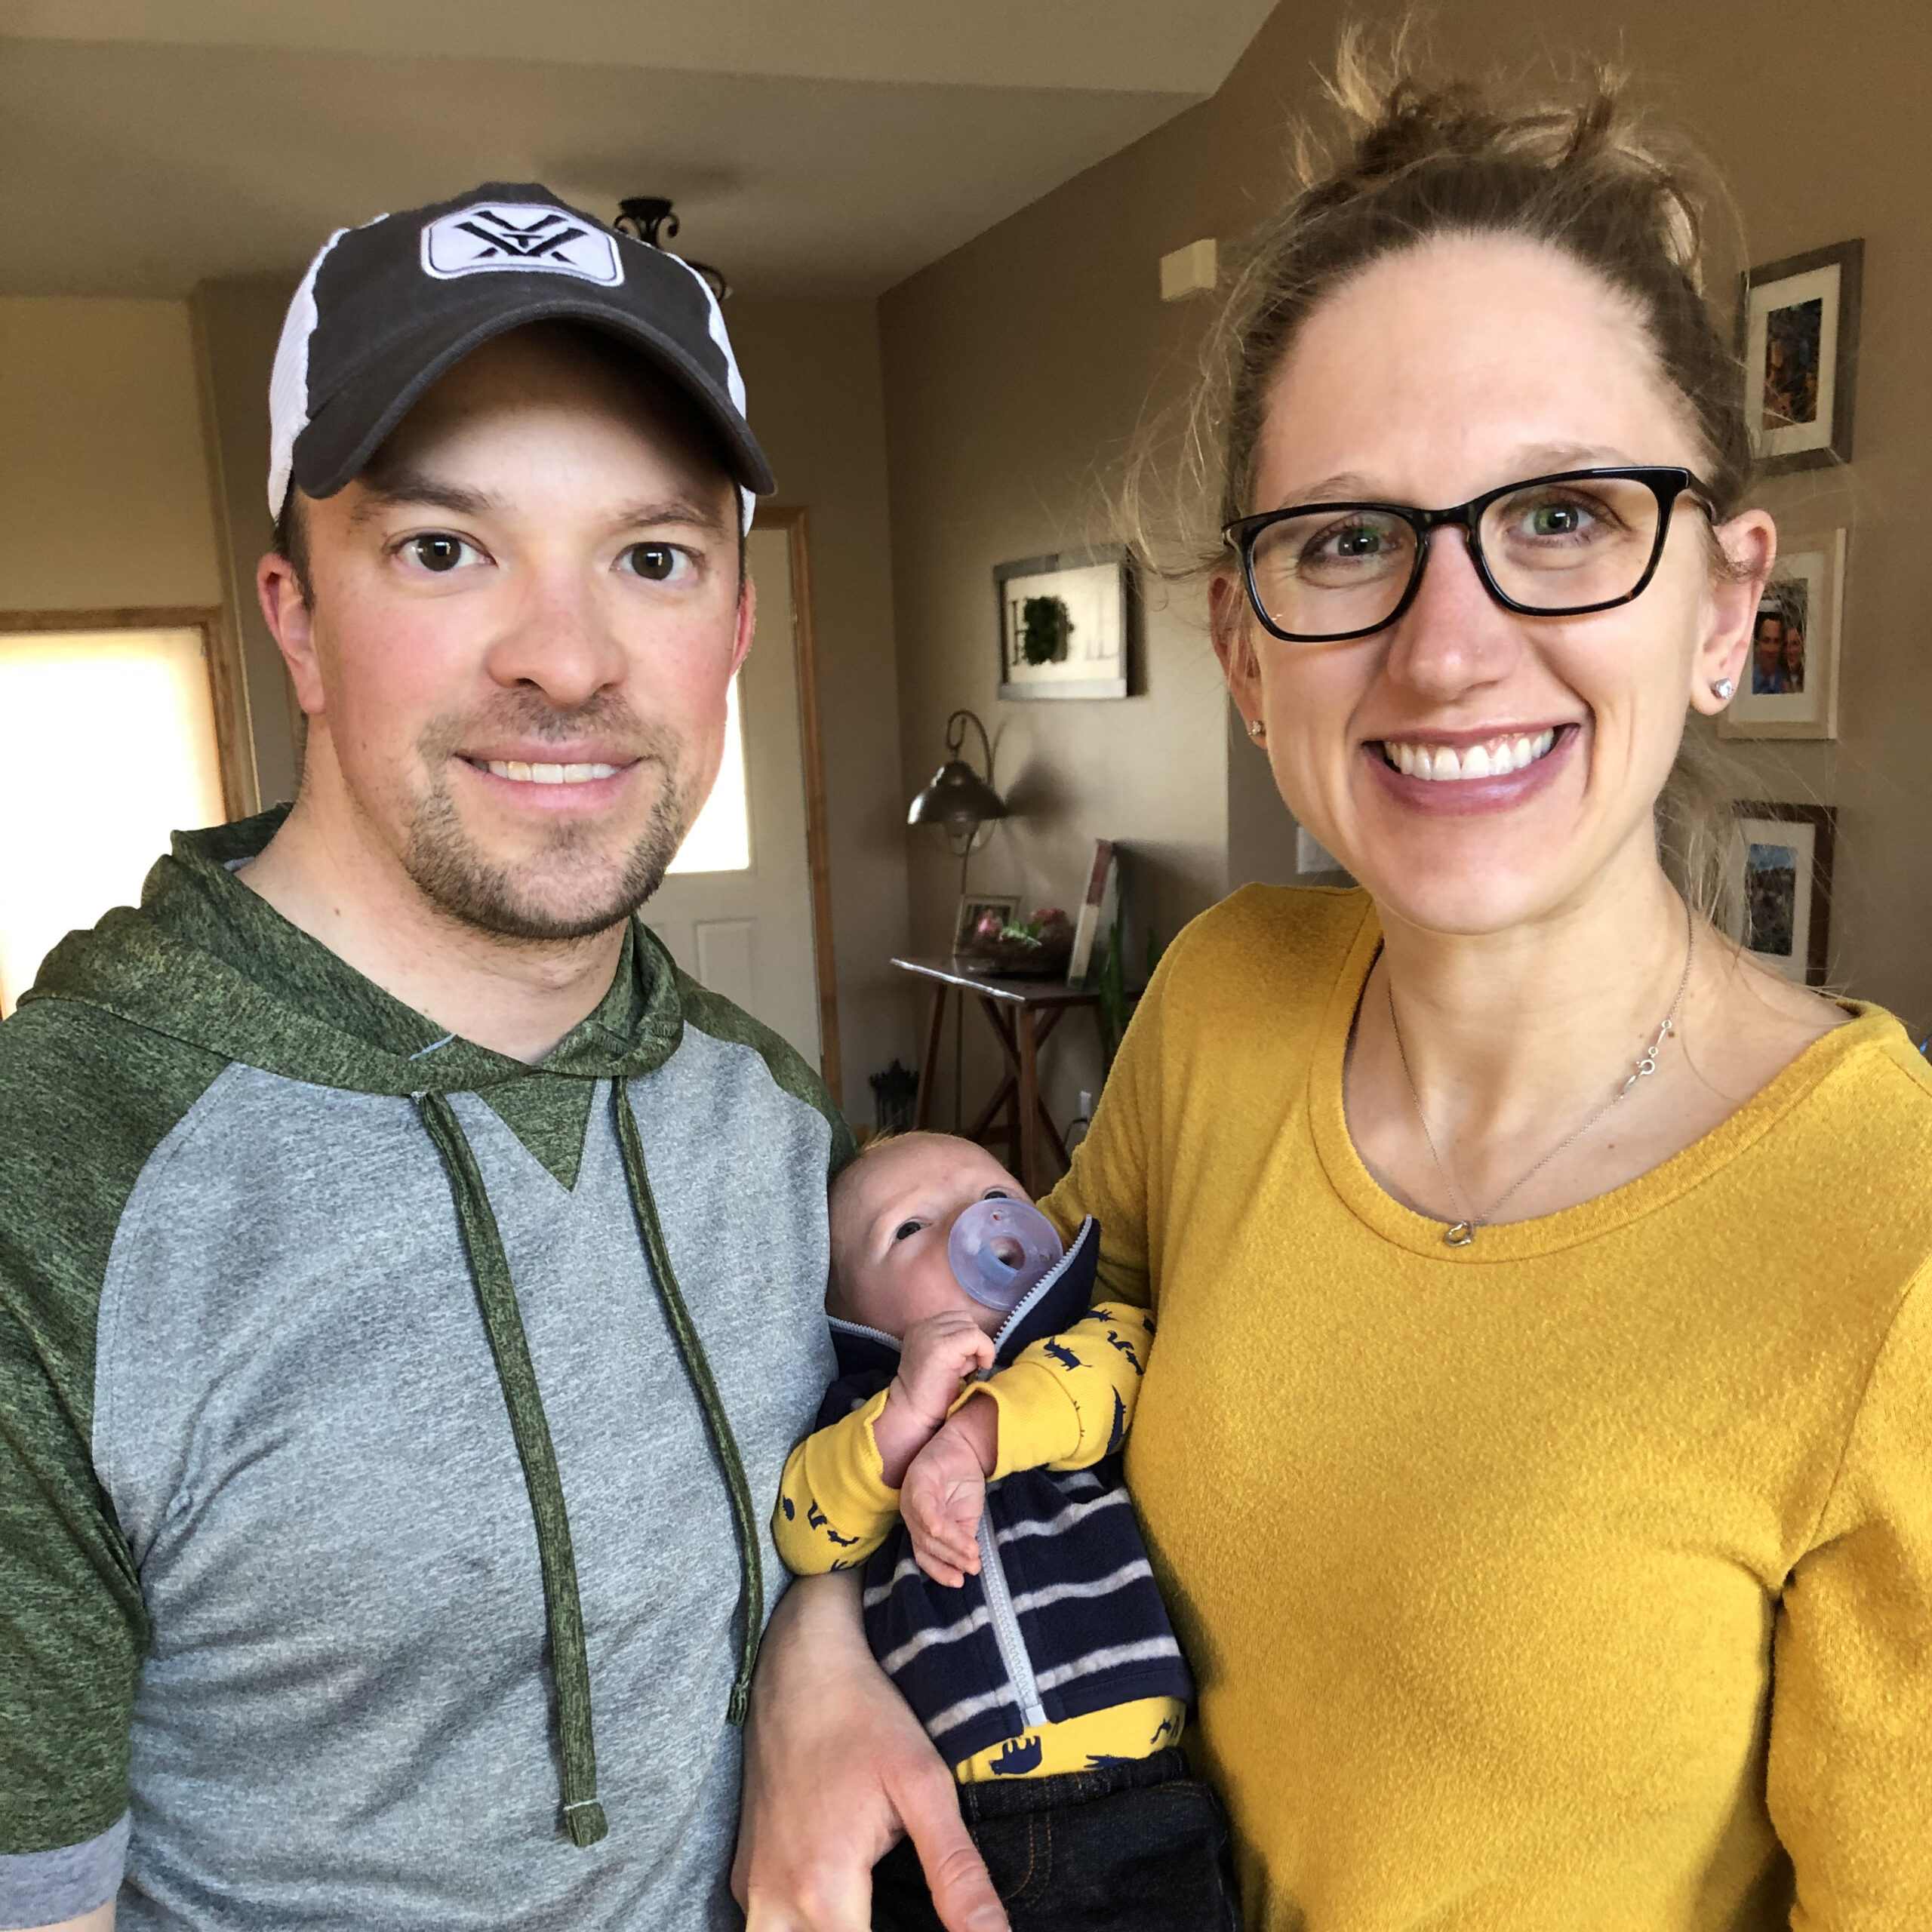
top-left (775, 1301), bottom-right (1157, 1572)
top-left (773, 1388), bottom-right (900, 1574)
top-left (955, 1302), bottom-right (1155, 1479)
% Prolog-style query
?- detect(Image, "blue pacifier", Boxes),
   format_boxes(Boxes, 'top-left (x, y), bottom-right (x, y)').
top-left (949, 1198), bottom-right (1065, 1315)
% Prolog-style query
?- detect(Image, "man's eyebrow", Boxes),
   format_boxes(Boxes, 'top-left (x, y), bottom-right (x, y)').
top-left (614, 497), bottom-right (734, 534)
top-left (348, 472), bottom-right (500, 524)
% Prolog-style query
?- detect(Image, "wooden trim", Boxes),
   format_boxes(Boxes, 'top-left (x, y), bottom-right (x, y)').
top-left (0, 605), bottom-right (255, 819)
top-left (760, 506), bottom-right (843, 1106)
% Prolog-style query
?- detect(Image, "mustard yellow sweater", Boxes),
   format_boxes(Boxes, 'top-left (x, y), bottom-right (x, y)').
top-left (1041, 886), bottom-right (1932, 1932)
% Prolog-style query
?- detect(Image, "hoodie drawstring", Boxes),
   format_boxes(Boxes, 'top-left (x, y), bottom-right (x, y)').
top-left (608, 1078), bottom-right (764, 1724)
top-left (414, 1078), bottom-right (765, 1850)
top-left (414, 1091), bottom-right (608, 1847)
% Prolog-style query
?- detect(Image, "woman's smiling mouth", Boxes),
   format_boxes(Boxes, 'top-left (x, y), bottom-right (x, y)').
top-left (1378, 728), bottom-right (1558, 780)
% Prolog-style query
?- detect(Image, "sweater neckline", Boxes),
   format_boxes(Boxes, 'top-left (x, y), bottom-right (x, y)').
top-left (1307, 899), bottom-right (1894, 1261)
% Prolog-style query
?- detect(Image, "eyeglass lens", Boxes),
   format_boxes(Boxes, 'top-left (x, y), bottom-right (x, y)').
top-left (1245, 474), bottom-right (1669, 639)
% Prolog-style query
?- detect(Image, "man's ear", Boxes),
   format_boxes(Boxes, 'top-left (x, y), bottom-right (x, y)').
top-left (257, 550), bottom-right (325, 718)
top-left (731, 563), bottom-right (757, 678)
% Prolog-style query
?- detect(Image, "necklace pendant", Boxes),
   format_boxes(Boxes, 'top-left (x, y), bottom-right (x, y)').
top-left (1444, 1220), bottom-right (1475, 1247)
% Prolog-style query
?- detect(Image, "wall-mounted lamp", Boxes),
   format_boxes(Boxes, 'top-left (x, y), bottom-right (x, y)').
top-left (907, 709), bottom-right (1007, 900)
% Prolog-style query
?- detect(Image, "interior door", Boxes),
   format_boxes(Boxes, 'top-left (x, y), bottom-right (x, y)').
top-left (644, 520), bottom-right (826, 1076)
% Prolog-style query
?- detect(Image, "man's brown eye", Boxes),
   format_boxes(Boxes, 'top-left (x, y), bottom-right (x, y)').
top-left (894, 1220), bottom-right (921, 1241)
top-left (411, 535), bottom-right (466, 572)
top-left (623, 544), bottom-right (679, 581)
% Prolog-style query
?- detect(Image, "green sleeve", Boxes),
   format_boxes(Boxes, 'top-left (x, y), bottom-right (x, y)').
top-left (0, 999), bottom-right (223, 1854)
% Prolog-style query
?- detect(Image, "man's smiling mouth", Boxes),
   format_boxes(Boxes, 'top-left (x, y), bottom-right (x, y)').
top-left (475, 759), bottom-right (622, 785)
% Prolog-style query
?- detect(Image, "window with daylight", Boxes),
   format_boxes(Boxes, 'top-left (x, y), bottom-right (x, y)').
top-left (0, 625), bottom-right (230, 1014)
top-left (666, 671), bottom-right (751, 873)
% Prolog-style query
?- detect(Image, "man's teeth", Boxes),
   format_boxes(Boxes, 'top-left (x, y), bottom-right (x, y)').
top-left (1384, 728), bottom-right (1557, 781)
top-left (484, 760), bottom-right (619, 784)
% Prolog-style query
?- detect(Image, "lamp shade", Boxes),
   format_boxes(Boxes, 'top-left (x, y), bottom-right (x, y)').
top-left (907, 758), bottom-right (1007, 835)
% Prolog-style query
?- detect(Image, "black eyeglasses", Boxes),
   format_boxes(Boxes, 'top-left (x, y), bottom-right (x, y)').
top-left (1223, 466), bottom-right (1718, 645)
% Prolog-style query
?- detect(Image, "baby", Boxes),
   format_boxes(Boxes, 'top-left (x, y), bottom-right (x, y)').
top-left (774, 1131), bottom-right (1242, 1931)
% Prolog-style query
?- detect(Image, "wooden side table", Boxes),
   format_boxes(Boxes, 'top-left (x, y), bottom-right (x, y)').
top-left (890, 954), bottom-right (1107, 1198)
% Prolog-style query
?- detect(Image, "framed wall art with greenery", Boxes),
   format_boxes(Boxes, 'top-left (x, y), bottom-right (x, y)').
top-left (993, 546), bottom-right (1131, 700)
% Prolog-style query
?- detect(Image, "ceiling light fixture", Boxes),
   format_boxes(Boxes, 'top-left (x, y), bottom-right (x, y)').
top-left (614, 197), bottom-right (731, 302)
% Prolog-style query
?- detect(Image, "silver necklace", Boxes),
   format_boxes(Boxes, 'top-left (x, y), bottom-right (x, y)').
top-left (1386, 898), bottom-right (1695, 1246)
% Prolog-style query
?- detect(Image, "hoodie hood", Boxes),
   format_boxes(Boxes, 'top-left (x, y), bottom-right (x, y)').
top-left (22, 808), bottom-right (686, 1096)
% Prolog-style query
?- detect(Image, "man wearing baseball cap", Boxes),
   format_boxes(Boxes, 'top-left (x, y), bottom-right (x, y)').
top-left (0, 185), bottom-right (998, 1932)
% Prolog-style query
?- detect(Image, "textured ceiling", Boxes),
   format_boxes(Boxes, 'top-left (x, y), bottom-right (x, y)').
top-left (0, 1), bottom-right (1278, 297)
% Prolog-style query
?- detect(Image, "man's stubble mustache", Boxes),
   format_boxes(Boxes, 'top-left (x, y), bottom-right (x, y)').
top-left (401, 691), bottom-right (698, 944)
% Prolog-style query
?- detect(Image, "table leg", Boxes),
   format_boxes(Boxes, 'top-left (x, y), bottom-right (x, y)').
top-left (915, 984), bottom-right (948, 1131)
top-left (1017, 1009), bottom-right (1042, 1196)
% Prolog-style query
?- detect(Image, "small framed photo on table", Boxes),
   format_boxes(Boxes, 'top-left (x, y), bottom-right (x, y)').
top-left (1721, 528), bottom-right (1847, 741)
top-left (995, 547), bottom-right (1131, 700)
top-left (954, 893), bottom-right (1018, 958)
top-left (1739, 239), bottom-right (1862, 475)
top-left (1730, 802), bottom-right (1835, 986)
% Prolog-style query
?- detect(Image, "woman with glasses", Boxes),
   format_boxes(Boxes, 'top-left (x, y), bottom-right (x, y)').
top-left (736, 45), bottom-right (1932, 1932)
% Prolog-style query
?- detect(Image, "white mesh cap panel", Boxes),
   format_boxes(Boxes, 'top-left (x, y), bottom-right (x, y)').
top-left (265, 220), bottom-right (370, 517)
top-left (675, 255), bottom-right (756, 534)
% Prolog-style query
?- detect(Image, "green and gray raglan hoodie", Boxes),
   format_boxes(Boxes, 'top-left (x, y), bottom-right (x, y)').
top-left (0, 810), bottom-right (851, 1931)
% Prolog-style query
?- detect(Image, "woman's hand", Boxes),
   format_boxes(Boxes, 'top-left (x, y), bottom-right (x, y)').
top-left (734, 1572), bottom-right (1008, 1932)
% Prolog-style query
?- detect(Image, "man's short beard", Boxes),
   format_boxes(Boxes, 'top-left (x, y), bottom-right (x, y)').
top-left (398, 697), bottom-right (696, 943)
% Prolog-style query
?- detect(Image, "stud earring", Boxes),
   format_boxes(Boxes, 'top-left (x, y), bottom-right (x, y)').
top-left (1246, 718), bottom-right (1266, 740)
top-left (1711, 678), bottom-right (1735, 702)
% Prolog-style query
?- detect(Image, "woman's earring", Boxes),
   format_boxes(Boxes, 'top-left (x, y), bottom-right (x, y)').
top-left (1246, 718), bottom-right (1266, 740)
top-left (1711, 678), bottom-right (1736, 702)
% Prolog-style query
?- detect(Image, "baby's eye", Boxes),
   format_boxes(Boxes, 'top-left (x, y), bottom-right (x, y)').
top-left (983, 1189), bottom-right (1011, 1201)
top-left (893, 1220), bottom-right (923, 1242)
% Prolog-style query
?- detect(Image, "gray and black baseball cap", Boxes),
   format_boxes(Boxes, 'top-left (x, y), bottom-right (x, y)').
top-left (266, 182), bottom-right (772, 528)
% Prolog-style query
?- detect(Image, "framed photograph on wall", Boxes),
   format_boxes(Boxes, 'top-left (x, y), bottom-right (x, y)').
top-left (953, 892), bottom-right (1018, 957)
top-left (995, 546), bottom-right (1131, 700)
top-left (1730, 802), bottom-right (1835, 986)
top-left (1721, 527), bottom-right (1846, 740)
top-left (1738, 239), bottom-right (1862, 474)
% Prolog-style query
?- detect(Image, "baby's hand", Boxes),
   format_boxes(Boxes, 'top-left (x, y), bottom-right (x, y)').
top-left (891, 1310), bottom-right (995, 1435)
top-left (902, 1404), bottom-right (996, 1587)
top-left (872, 1310), bottom-right (995, 1487)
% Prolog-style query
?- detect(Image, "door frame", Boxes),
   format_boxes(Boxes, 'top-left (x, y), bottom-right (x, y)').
top-left (0, 605), bottom-right (257, 819)
top-left (755, 508), bottom-right (842, 1106)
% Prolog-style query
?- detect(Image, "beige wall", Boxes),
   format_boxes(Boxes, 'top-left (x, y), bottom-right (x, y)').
top-left (191, 278), bottom-right (303, 808)
top-left (0, 299), bottom-right (225, 614)
top-left (727, 299), bottom-right (917, 1112)
top-left (880, 0), bottom-right (1932, 1146)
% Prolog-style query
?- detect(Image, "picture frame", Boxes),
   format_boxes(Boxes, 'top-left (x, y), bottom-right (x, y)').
top-left (1720, 527), bottom-right (1847, 740)
top-left (995, 546), bottom-right (1131, 700)
top-left (1730, 802), bottom-right (1835, 986)
top-left (1066, 839), bottom-right (1119, 989)
top-left (1738, 239), bottom-right (1863, 474)
top-left (954, 892), bottom-right (1018, 956)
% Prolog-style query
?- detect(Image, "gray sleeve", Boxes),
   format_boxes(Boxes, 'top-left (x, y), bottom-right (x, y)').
top-left (0, 1809), bottom-right (128, 1926)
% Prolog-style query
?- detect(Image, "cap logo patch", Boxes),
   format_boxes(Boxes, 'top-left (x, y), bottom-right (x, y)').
top-left (420, 203), bottom-right (623, 285)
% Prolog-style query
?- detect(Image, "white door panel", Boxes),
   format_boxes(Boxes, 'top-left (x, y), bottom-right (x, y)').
top-left (645, 524), bottom-right (822, 1069)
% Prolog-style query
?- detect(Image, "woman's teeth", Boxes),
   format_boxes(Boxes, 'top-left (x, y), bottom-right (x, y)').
top-left (1383, 728), bottom-right (1556, 782)
top-left (484, 760), bottom-right (619, 784)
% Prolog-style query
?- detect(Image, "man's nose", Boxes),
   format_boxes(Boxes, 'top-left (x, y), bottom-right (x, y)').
top-left (483, 565), bottom-right (629, 707)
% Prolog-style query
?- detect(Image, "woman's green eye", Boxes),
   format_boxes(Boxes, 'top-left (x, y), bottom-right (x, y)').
top-left (1525, 500), bottom-right (1598, 538)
